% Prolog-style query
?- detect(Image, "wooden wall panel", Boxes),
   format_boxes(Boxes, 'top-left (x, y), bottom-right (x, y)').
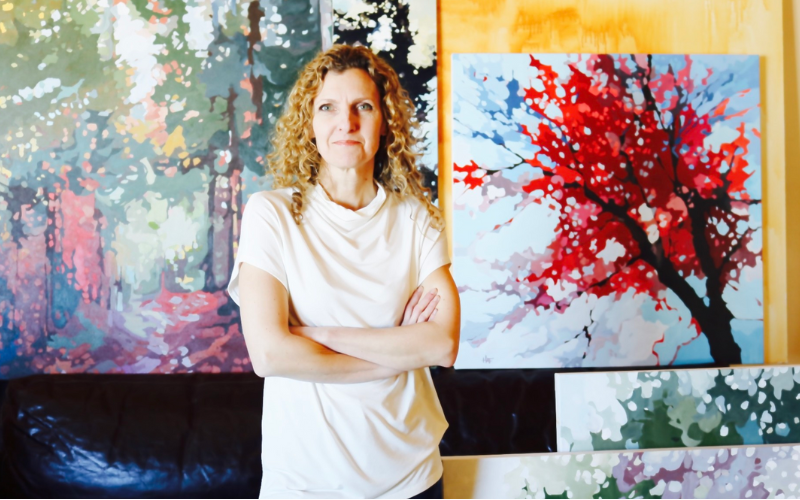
top-left (784, 0), bottom-right (800, 363)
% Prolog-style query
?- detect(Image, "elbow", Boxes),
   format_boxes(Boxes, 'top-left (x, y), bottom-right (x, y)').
top-left (250, 355), bottom-right (272, 378)
top-left (436, 333), bottom-right (459, 368)
top-left (251, 364), bottom-right (269, 379)
top-left (439, 349), bottom-right (458, 368)
top-left (248, 348), bottom-right (281, 378)
top-left (244, 328), bottom-right (289, 378)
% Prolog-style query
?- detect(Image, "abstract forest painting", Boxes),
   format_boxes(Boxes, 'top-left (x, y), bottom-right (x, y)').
top-left (452, 54), bottom-right (763, 369)
top-left (442, 445), bottom-right (800, 499)
top-left (330, 0), bottom-right (438, 199)
top-left (0, 0), bottom-right (320, 377)
top-left (556, 367), bottom-right (800, 453)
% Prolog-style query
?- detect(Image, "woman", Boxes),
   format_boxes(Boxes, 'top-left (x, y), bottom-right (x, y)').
top-left (227, 44), bottom-right (460, 499)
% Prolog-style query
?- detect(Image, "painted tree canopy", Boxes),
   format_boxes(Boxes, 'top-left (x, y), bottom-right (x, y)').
top-left (0, 0), bottom-right (321, 378)
top-left (445, 445), bottom-right (800, 499)
top-left (452, 54), bottom-right (762, 368)
top-left (556, 367), bottom-right (800, 453)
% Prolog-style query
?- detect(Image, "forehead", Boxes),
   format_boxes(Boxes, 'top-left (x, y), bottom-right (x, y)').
top-left (314, 68), bottom-right (380, 101)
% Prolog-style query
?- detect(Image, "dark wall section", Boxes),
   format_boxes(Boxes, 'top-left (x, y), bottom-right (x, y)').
top-left (434, 368), bottom-right (557, 455)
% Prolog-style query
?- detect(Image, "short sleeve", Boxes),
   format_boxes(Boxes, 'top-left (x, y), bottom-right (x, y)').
top-left (227, 193), bottom-right (288, 305)
top-left (417, 218), bottom-right (451, 286)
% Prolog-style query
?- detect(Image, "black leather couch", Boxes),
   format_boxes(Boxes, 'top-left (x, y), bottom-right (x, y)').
top-left (0, 368), bottom-right (558, 498)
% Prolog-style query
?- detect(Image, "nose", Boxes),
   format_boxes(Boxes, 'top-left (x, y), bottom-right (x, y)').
top-left (337, 108), bottom-right (359, 132)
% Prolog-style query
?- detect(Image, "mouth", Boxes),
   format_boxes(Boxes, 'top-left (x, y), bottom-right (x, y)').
top-left (333, 140), bottom-right (361, 146)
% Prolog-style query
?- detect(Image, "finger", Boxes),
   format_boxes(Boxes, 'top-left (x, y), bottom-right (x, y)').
top-left (413, 288), bottom-right (437, 313)
top-left (403, 286), bottom-right (424, 323)
top-left (430, 308), bottom-right (439, 321)
top-left (410, 289), bottom-right (438, 323)
top-left (418, 295), bottom-right (440, 323)
top-left (403, 287), bottom-right (425, 325)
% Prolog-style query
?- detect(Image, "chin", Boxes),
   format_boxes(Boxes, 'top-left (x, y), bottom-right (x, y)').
top-left (324, 157), bottom-right (370, 171)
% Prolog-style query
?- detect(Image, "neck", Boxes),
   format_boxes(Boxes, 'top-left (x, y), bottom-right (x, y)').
top-left (317, 163), bottom-right (378, 211)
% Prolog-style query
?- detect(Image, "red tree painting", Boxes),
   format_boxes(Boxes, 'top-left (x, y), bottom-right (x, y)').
top-left (452, 54), bottom-right (762, 368)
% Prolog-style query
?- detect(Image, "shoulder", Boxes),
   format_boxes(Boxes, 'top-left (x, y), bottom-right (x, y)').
top-left (392, 192), bottom-right (426, 215)
top-left (391, 193), bottom-right (443, 237)
top-left (244, 188), bottom-right (294, 213)
top-left (241, 188), bottom-right (297, 228)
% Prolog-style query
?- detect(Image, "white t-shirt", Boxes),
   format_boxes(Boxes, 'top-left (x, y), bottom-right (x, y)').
top-left (227, 182), bottom-right (450, 499)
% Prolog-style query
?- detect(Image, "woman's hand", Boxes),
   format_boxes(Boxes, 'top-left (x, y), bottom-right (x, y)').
top-left (289, 286), bottom-right (439, 345)
top-left (401, 286), bottom-right (440, 326)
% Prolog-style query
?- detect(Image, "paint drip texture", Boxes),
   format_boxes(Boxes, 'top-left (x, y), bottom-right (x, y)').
top-left (444, 445), bottom-right (800, 499)
top-left (556, 367), bottom-right (800, 453)
top-left (451, 53), bottom-right (763, 369)
top-left (331, 0), bottom-right (438, 200)
top-left (0, 0), bottom-right (321, 377)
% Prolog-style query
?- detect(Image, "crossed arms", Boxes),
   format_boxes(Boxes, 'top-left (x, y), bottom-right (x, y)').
top-left (237, 262), bottom-right (461, 383)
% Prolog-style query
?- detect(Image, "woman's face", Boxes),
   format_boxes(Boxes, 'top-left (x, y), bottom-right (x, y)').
top-left (311, 68), bottom-right (386, 175)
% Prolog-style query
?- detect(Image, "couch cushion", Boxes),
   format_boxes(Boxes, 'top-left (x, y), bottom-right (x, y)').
top-left (0, 368), bottom-right (562, 497)
top-left (0, 373), bottom-right (263, 498)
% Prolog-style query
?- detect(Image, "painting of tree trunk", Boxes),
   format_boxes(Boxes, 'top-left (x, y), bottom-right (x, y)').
top-left (0, 0), bottom-right (321, 378)
top-left (452, 54), bottom-right (763, 368)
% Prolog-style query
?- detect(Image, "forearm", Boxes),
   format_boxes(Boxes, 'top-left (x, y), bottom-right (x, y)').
top-left (306, 322), bottom-right (457, 372)
top-left (256, 332), bottom-right (404, 384)
top-left (285, 266), bottom-right (460, 372)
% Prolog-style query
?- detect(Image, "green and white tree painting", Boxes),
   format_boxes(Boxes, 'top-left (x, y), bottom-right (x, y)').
top-left (443, 445), bottom-right (800, 499)
top-left (556, 366), bottom-right (800, 452)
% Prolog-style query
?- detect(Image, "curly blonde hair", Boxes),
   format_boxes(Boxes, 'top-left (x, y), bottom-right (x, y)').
top-left (267, 44), bottom-right (443, 230)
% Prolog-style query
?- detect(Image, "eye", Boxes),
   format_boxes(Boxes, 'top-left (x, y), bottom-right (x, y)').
top-left (357, 102), bottom-right (373, 111)
top-left (318, 104), bottom-right (332, 112)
